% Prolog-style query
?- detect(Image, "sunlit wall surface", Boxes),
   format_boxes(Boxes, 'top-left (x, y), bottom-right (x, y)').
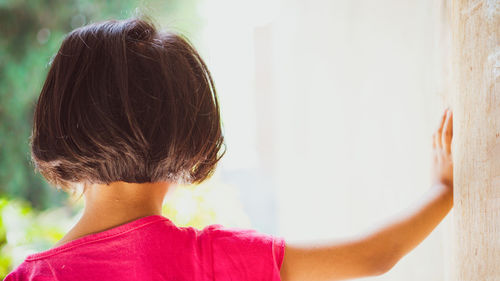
top-left (198, 0), bottom-right (451, 280)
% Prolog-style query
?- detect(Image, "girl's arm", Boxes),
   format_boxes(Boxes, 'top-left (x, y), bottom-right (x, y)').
top-left (280, 109), bottom-right (454, 281)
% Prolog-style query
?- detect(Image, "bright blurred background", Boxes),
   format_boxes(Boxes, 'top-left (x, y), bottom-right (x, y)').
top-left (0, 0), bottom-right (452, 280)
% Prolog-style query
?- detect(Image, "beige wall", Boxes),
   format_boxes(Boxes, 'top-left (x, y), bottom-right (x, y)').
top-left (450, 0), bottom-right (500, 280)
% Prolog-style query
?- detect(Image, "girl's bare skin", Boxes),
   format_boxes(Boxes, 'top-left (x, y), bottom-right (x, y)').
top-left (280, 108), bottom-right (454, 281)
top-left (53, 181), bottom-right (171, 248)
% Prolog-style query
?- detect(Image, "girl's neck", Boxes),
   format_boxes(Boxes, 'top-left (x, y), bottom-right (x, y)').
top-left (54, 181), bottom-right (171, 247)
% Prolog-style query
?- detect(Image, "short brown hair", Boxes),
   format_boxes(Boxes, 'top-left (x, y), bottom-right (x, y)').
top-left (31, 18), bottom-right (225, 190)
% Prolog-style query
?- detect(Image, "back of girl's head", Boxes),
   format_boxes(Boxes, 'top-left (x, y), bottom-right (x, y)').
top-left (31, 18), bottom-right (225, 191)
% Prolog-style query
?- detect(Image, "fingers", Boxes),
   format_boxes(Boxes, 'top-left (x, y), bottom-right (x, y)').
top-left (437, 109), bottom-right (448, 148)
top-left (433, 108), bottom-right (453, 153)
top-left (442, 110), bottom-right (453, 154)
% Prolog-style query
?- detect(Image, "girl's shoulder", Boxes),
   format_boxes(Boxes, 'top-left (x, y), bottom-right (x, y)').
top-left (199, 223), bottom-right (286, 280)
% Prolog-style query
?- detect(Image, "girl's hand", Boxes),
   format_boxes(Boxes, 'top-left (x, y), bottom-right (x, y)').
top-left (432, 108), bottom-right (453, 192)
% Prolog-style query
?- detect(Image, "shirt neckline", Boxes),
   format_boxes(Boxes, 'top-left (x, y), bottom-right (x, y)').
top-left (25, 214), bottom-right (172, 261)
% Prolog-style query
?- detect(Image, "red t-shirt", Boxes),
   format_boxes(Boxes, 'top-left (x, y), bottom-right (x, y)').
top-left (4, 215), bottom-right (285, 281)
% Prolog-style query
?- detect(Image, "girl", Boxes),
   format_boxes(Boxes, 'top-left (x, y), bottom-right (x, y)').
top-left (5, 18), bottom-right (454, 281)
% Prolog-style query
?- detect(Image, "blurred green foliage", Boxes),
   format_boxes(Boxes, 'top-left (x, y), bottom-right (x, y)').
top-left (0, 197), bottom-right (79, 277)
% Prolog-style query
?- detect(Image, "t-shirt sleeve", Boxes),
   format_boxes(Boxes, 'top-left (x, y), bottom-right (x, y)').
top-left (203, 224), bottom-right (285, 281)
